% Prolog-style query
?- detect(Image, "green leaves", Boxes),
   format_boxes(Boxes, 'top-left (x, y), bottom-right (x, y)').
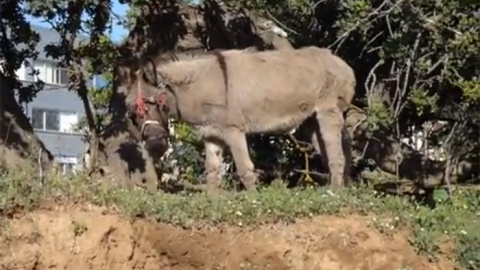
top-left (407, 88), bottom-right (439, 117)
top-left (0, 0), bottom-right (42, 101)
top-left (457, 77), bottom-right (480, 103)
top-left (366, 95), bottom-right (393, 132)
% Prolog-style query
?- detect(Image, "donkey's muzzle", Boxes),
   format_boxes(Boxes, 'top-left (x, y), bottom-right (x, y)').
top-left (141, 122), bottom-right (169, 158)
top-left (144, 135), bottom-right (169, 158)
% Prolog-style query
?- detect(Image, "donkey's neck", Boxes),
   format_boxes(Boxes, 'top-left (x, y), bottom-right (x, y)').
top-left (164, 89), bottom-right (182, 120)
top-left (157, 58), bottom-right (211, 86)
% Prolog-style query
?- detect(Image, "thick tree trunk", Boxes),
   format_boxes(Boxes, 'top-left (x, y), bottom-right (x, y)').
top-left (83, 81), bottom-right (161, 191)
top-left (0, 73), bottom-right (52, 172)
top-left (84, 124), bottom-right (159, 192)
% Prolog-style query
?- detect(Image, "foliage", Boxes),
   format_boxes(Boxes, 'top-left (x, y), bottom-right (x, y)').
top-left (239, 0), bottom-right (480, 172)
top-left (0, 0), bottom-right (43, 102)
top-left (166, 122), bottom-right (206, 183)
top-left (1, 168), bottom-right (479, 268)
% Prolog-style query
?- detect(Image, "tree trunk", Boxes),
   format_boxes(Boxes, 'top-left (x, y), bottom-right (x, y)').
top-left (83, 78), bottom-right (161, 191)
top-left (85, 124), bottom-right (159, 192)
top-left (0, 73), bottom-right (52, 172)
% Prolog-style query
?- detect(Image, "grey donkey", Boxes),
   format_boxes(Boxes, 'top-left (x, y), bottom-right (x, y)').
top-left (120, 46), bottom-right (356, 191)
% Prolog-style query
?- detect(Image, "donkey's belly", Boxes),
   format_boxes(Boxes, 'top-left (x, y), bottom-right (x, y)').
top-left (232, 88), bottom-right (318, 134)
top-left (241, 109), bottom-right (316, 134)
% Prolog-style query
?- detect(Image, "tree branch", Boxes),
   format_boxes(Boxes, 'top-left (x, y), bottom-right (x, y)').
top-left (328, 0), bottom-right (401, 52)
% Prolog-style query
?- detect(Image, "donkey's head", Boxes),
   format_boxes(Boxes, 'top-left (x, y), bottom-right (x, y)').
top-left (115, 61), bottom-right (173, 157)
top-left (256, 18), bottom-right (288, 38)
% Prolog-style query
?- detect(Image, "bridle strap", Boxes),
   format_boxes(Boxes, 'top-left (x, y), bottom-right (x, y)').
top-left (133, 70), bottom-right (171, 144)
top-left (140, 119), bottom-right (161, 140)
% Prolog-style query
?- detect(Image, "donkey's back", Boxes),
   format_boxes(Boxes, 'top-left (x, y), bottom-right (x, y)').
top-left (208, 46), bottom-right (351, 133)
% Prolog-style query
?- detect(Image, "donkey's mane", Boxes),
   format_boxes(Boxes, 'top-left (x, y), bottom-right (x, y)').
top-left (133, 47), bottom-right (256, 104)
top-left (140, 49), bottom-right (232, 88)
top-left (149, 50), bottom-right (212, 66)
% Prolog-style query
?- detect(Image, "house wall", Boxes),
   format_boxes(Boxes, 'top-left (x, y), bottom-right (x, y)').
top-left (3, 24), bottom-right (108, 174)
top-left (21, 88), bottom-right (86, 170)
top-left (14, 25), bottom-right (91, 174)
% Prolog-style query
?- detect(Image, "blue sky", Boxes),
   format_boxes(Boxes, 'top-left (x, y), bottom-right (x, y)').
top-left (25, 0), bottom-right (129, 43)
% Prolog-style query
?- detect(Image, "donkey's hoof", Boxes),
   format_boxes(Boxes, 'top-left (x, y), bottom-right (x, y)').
top-left (242, 182), bottom-right (258, 192)
top-left (206, 185), bottom-right (222, 193)
top-left (329, 182), bottom-right (345, 190)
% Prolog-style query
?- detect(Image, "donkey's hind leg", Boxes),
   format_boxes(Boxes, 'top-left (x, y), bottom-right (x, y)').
top-left (341, 125), bottom-right (353, 185)
top-left (222, 128), bottom-right (258, 191)
top-left (316, 106), bottom-right (346, 189)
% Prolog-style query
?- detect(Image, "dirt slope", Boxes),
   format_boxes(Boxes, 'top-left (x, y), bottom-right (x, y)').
top-left (0, 204), bottom-right (454, 270)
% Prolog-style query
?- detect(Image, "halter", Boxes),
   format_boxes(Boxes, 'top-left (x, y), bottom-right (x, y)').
top-left (134, 77), bottom-right (168, 141)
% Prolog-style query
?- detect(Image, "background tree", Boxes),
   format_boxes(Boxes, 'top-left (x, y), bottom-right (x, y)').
top-left (0, 0), bottom-right (52, 172)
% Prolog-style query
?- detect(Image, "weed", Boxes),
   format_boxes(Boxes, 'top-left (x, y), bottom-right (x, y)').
top-left (0, 217), bottom-right (10, 237)
top-left (71, 219), bottom-right (88, 237)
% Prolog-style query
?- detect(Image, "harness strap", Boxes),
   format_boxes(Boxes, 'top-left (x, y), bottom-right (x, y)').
top-left (134, 75), bottom-right (171, 144)
top-left (140, 119), bottom-right (161, 138)
top-left (135, 96), bottom-right (148, 118)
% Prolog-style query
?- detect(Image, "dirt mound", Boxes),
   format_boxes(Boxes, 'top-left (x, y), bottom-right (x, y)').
top-left (0, 204), bottom-right (453, 270)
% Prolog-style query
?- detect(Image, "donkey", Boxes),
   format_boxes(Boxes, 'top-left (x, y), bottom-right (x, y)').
top-left (121, 46), bottom-right (356, 191)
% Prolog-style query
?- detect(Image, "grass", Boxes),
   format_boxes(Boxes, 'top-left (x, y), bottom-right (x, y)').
top-left (0, 167), bottom-right (479, 270)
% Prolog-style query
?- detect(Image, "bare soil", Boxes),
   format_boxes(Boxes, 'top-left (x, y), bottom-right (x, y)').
top-left (0, 204), bottom-right (454, 270)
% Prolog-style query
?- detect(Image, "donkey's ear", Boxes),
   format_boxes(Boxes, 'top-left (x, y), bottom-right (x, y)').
top-left (116, 65), bottom-right (128, 77)
top-left (115, 65), bottom-right (135, 83)
top-left (134, 69), bottom-right (142, 77)
top-left (141, 57), bottom-right (158, 84)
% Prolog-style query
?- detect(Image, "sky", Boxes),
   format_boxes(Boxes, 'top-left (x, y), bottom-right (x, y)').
top-left (25, 0), bottom-right (129, 43)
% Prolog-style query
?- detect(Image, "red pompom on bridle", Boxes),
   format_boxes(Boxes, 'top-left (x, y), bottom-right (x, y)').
top-left (155, 93), bottom-right (166, 106)
top-left (134, 73), bottom-right (167, 119)
top-left (134, 93), bottom-right (167, 119)
top-left (135, 96), bottom-right (148, 118)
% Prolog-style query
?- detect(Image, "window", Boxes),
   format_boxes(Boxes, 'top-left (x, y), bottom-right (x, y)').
top-left (33, 60), bottom-right (68, 85)
top-left (32, 108), bottom-right (78, 133)
top-left (59, 112), bottom-right (78, 132)
top-left (59, 162), bottom-right (75, 175)
top-left (92, 74), bottom-right (107, 89)
top-left (32, 108), bottom-right (60, 131)
top-left (55, 156), bottom-right (78, 175)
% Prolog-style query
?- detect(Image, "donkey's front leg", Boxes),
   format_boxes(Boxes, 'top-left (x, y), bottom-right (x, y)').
top-left (204, 140), bottom-right (224, 191)
top-left (223, 128), bottom-right (258, 191)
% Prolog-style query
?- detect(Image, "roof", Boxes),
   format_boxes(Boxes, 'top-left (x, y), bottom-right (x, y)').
top-left (14, 24), bottom-right (90, 61)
